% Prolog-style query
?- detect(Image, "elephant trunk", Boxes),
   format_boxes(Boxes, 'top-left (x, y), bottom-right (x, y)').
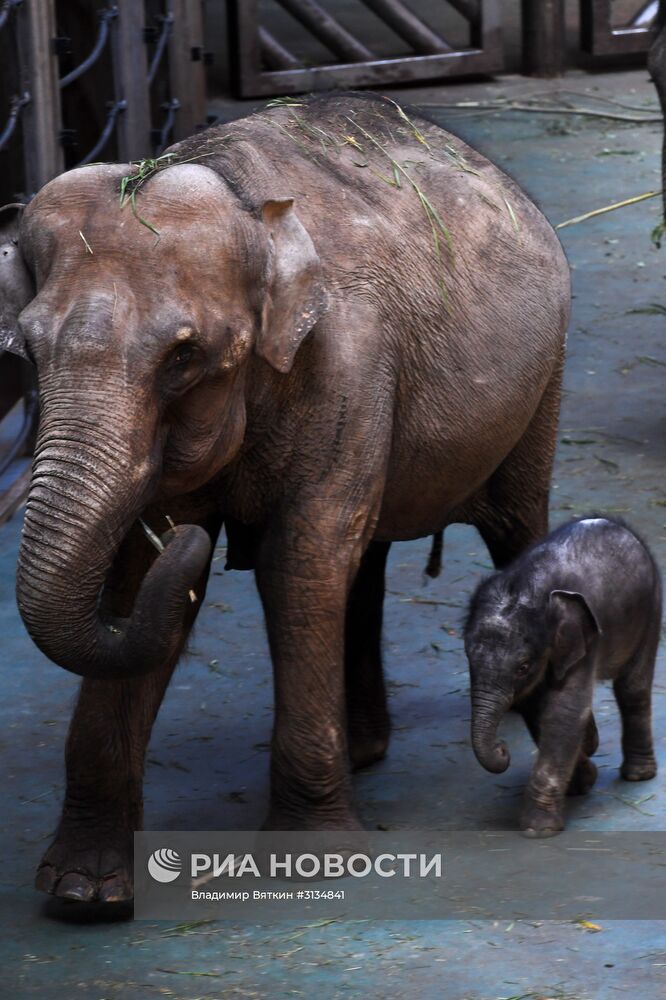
top-left (471, 688), bottom-right (512, 774)
top-left (16, 410), bottom-right (211, 680)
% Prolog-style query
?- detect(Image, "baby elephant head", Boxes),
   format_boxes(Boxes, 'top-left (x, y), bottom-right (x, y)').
top-left (465, 587), bottom-right (600, 775)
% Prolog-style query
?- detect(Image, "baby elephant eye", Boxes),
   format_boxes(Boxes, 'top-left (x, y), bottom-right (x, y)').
top-left (516, 662), bottom-right (531, 678)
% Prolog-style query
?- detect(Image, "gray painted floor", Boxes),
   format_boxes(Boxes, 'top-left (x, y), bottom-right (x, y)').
top-left (2, 68), bottom-right (666, 997)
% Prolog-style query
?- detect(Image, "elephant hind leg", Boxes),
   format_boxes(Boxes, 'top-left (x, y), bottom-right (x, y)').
top-left (35, 512), bottom-right (222, 904)
top-left (345, 541), bottom-right (391, 770)
top-left (474, 350), bottom-right (564, 569)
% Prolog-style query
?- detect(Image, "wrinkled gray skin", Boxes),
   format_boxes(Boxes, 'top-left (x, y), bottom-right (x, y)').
top-left (0, 94), bottom-right (570, 901)
top-left (465, 517), bottom-right (661, 837)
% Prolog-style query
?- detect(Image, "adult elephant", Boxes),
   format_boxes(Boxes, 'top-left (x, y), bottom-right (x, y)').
top-left (0, 94), bottom-right (569, 902)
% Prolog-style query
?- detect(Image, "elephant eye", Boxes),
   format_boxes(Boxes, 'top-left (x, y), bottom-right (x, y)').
top-left (516, 661), bottom-right (530, 678)
top-left (172, 343), bottom-right (195, 367)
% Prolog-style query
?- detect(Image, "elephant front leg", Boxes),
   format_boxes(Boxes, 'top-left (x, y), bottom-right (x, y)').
top-left (35, 515), bottom-right (219, 902)
top-left (35, 669), bottom-right (173, 902)
top-left (521, 675), bottom-right (594, 838)
top-left (257, 524), bottom-right (368, 831)
top-left (345, 541), bottom-right (391, 770)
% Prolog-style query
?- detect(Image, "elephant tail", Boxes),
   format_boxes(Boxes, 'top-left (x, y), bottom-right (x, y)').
top-left (425, 531), bottom-right (443, 580)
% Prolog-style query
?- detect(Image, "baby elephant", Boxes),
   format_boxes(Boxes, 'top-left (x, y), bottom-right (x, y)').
top-left (464, 517), bottom-right (661, 837)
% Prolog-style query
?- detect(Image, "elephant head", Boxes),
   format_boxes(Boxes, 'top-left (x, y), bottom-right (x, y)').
top-left (0, 160), bottom-right (327, 680)
top-left (465, 588), bottom-right (600, 774)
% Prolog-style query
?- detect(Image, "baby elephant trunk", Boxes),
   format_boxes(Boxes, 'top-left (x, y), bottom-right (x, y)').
top-left (471, 689), bottom-right (512, 774)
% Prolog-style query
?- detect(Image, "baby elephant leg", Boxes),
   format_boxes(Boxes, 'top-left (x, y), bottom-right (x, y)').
top-left (520, 699), bottom-right (598, 798)
top-left (567, 712), bottom-right (599, 796)
top-left (615, 637), bottom-right (658, 781)
top-left (521, 681), bottom-right (594, 837)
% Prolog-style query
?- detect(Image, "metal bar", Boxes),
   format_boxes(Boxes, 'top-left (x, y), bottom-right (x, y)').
top-left (0, 0), bottom-right (22, 34)
top-left (259, 26), bottom-right (303, 70)
top-left (111, 0), bottom-right (150, 160)
top-left (274, 0), bottom-right (374, 62)
top-left (154, 98), bottom-right (179, 153)
top-left (17, 0), bottom-right (63, 192)
top-left (0, 92), bottom-right (28, 153)
top-left (358, 0), bottom-right (451, 55)
top-left (77, 99), bottom-right (126, 165)
top-left (522, 0), bottom-right (565, 76)
top-left (147, 11), bottom-right (174, 86)
top-left (59, 4), bottom-right (117, 89)
top-left (446, 0), bottom-right (481, 23)
top-left (168, 0), bottom-right (206, 139)
top-left (630, 1), bottom-right (658, 27)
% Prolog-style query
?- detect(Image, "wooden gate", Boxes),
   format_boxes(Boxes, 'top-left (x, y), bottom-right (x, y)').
top-left (227, 0), bottom-right (504, 98)
top-left (581, 1), bottom-right (659, 56)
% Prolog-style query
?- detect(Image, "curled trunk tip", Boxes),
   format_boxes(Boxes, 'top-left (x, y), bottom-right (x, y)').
top-left (474, 737), bottom-right (510, 774)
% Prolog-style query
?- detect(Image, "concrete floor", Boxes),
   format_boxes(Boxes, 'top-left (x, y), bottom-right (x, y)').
top-left (2, 67), bottom-right (666, 997)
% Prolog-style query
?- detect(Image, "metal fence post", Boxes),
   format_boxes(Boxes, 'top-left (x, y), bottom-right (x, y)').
top-left (522, 0), bottom-right (565, 76)
top-left (112, 0), bottom-right (151, 161)
top-left (17, 0), bottom-right (63, 192)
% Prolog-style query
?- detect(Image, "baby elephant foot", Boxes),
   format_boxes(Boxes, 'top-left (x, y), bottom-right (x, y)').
top-left (567, 756), bottom-right (598, 796)
top-left (621, 754), bottom-right (657, 782)
top-left (520, 801), bottom-right (564, 839)
top-left (35, 825), bottom-right (134, 903)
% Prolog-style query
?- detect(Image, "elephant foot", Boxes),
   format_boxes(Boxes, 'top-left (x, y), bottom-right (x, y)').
top-left (621, 754), bottom-right (657, 782)
top-left (35, 825), bottom-right (134, 903)
top-left (520, 802), bottom-right (564, 839)
top-left (348, 730), bottom-right (389, 770)
top-left (567, 756), bottom-right (598, 796)
top-left (262, 801), bottom-right (365, 833)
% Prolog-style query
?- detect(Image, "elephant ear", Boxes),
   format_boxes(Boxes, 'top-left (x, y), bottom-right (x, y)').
top-left (256, 198), bottom-right (327, 374)
top-left (0, 203), bottom-right (34, 361)
top-left (549, 590), bottom-right (600, 681)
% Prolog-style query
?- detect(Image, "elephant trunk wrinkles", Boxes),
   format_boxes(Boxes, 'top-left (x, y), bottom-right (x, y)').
top-left (471, 688), bottom-right (512, 774)
top-left (16, 423), bottom-right (212, 680)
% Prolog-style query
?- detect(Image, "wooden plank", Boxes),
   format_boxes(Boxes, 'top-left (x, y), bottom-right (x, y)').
top-left (111, 0), bottom-right (151, 160)
top-left (259, 28), bottom-right (303, 71)
top-left (274, 0), bottom-right (374, 61)
top-left (227, 0), bottom-right (262, 101)
top-left (236, 46), bottom-right (503, 98)
top-left (17, 0), bottom-right (64, 192)
top-left (169, 0), bottom-right (207, 141)
top-left (359, 0), bottom-right (451, 55)
top-left (522, 0), bottom-right (565, 76)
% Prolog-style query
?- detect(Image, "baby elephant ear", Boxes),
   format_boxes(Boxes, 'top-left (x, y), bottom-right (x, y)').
top-left (256, 198), bottom-right (328, 374)
top-left (0, 203), bottom-right (34, 361)
top-left (549, 590), bottom-right (600, 681)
